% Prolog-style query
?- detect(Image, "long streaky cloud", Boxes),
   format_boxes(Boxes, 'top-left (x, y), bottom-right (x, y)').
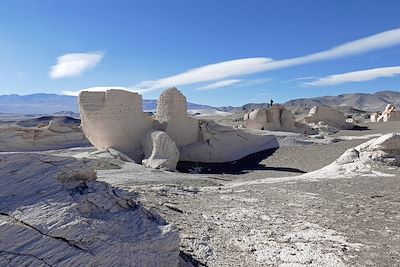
top-left (305, 66), bottom-right (400, 86)
top-left (196, 79), bottom-right (243, 90)
top-left (132, 28), bottom-right (400, 93)
top-left (50, 52), bottom-right (104, 79)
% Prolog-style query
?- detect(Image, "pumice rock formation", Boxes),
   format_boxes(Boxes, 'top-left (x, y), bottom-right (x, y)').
top-left (376, 104), bottom-right (400, 122)
top-left (0, 153), bottom-right (180, 267)
top-left (180, 121), bottom-right (279, 163)
top-left (155, 88), bottom-right (199, 148)
top-left (303, 133), bottom-right (400, 178)
top-left (303, 106), bottom-right (352, 129)
top-left (79, 87), bottom-right (279, 169)
top-left (0, 122), bottom-right (89, 152)
top-left (242, 105), bottom-right (315, 134)
top-left (141, 130), bottom-right (180, 171)
top-left (79, 89), bottom-right (154, 162)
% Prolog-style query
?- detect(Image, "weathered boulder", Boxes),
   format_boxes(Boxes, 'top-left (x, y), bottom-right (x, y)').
top-left (377, 104), bottom-right (400, 122)
top-left (156, 88), bottom-right (199, 148)
top-left (180, 121), bottom-right (279, 163)
top-left (0, 124), bottom-right (89, 152)
top-left (243, 105), bottom-right (315, 134)
top-left (0, 153), bottom-right (180, 266)
top-left (303, 106), bottom-right (351, 129)
top-left (79, 89), bottom-right (154, 162)
top-left (303, 133), bottom-right (400, 178)
top-left (142, 130), bottom-right (180, 171)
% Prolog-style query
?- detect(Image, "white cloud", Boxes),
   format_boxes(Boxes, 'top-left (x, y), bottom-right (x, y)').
top-left (196, 79), bottom-right (243, 91)
top-left (133, 58), bottom-right (272, 92)
top-left (49, 52), bottom-right (104, 79)
top-left (132, 28), bottom-right (400, 93)
top-left (236, 78), bottom-right (271, 87)
top-left (304, 66), bottom-right (400, 86)
top-left (62, 86), bottom-right (131, 96)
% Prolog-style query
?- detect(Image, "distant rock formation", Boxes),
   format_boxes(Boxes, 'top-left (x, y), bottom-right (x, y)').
top-left (370, 112), bottom-right (381, 122)
top-left (375, 104), bottom-right (400, 122)
top-left (0, 153), bottom-right (180, 266)
top-left (79, 88), bottom-right (279, 169)
top-left (0, 120), bottom-right (89, 152)
top-left (242, 105), bottom-right (315, 134)
top-left (303, 106), bottom-right (353, 129)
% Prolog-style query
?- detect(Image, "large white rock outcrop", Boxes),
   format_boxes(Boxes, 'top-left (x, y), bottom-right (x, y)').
top-left (142, 130), bottom-right (180, 171)
top-left (243, 105), bottom-right (315, 134)
top-left (156, 88), bottom-right (199, 148)
top-left (0, 153), bottom-right (180, 266)
top-left (79, 88), bottom-right (279, 167)
top-left (303, 106), bottom-right (349, 129)
top-left (79, 89), bottom-right (154, 162)
top-left (180, 122), bottom-right (279, 163)
top-left (0, 124), bottom-right (89, 152)
top-left (376, 104), bottom-right (400, 122)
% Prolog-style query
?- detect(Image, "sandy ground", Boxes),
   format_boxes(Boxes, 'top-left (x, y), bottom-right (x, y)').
top-left (39, 120), bottom-right (400, 266)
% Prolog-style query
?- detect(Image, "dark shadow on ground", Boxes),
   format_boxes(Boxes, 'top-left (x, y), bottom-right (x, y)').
top-left (179, 251), bottom-right (208, 267)
top-left (349, 125), bottom-right (370, 131)
top-left (177, 148), bottom-right (307, 175)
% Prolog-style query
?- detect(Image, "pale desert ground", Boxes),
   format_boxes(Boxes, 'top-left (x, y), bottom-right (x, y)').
top-left (1, 111), bottom-right (399, 266)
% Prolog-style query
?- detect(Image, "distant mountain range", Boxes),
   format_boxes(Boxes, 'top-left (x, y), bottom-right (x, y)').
top-left (0, 90), bottom-right (398, 115)
top-left (0, 93), bottom-right (211, 114)
top-left (218, 90), bottom-right (400, 113)
top-left (283, 90), bottom-right (400, 112)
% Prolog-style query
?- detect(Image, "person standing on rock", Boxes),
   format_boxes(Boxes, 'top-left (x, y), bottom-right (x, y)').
top-left (270, 99), bottom-right (274, 106)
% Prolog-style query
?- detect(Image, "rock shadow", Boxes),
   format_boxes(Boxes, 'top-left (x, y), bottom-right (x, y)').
top-left (177, 148), bottom-right (307, 175)
top-left (349, 125), bottom-right (370, 131)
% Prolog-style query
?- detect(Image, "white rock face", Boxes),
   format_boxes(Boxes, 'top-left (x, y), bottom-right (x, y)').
top-left (142, 130), bottom-right (180, 171)
top-left (377, 104), bottom-right (400, 122)
top-left (243, 105), bottom-right (315, 134)
top-left (303, 106), bottom-right (348, 129)
top-left (180, 122), bottom-right (279, 163)
top-left (79, 89), bottom-right (154, 162)
top-left (156, 88), bottom-right (199, 148)
top-left (0, 153), bottom-right (180, 267)
top-left (0, 124), bottom-right (89, 152)
top-left (370, 112), bottom-right (380, 122)
top-left (303, 133), bottom-right (400, 178)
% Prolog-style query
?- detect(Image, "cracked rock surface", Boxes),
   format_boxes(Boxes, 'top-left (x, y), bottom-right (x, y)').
top-left (0, 153), bottom-right (180, 267)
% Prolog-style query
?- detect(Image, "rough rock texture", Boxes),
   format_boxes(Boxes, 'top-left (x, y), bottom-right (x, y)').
top-left (0, 153), bottom-right (180, 267)
top-left (156, 88), bottom-right (199, 148)
top-left (377, 104), bottom-right (400, 122)
top-left (79, 89), bottom-right (154, 162)
top-left (243, 105), bottom-right (315, 134)
top-left (0, 124), bottom-right (89, 152)
top-left (303, 106), bottom-right (350, 129)
top-left (142, 130), bottom-right (180, 171)
top-left (303, 133), bottom-right (400, 178)
top-left (180, 122), bottom-right (279, 163)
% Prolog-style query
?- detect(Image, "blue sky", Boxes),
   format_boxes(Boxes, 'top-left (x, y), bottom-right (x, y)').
top-left (0, 0), bottom-right (399, 106)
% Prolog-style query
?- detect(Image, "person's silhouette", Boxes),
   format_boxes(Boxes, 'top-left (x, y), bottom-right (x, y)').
top-left (270, 99), bottom-right (274, 106)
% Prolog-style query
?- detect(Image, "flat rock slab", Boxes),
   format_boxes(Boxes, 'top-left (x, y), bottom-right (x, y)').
top-left (0, 153), bottom-right (180, 267)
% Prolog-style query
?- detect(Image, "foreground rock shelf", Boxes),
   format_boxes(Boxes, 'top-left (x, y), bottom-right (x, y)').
top-left (0, 153), bottom-right (180, 267)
